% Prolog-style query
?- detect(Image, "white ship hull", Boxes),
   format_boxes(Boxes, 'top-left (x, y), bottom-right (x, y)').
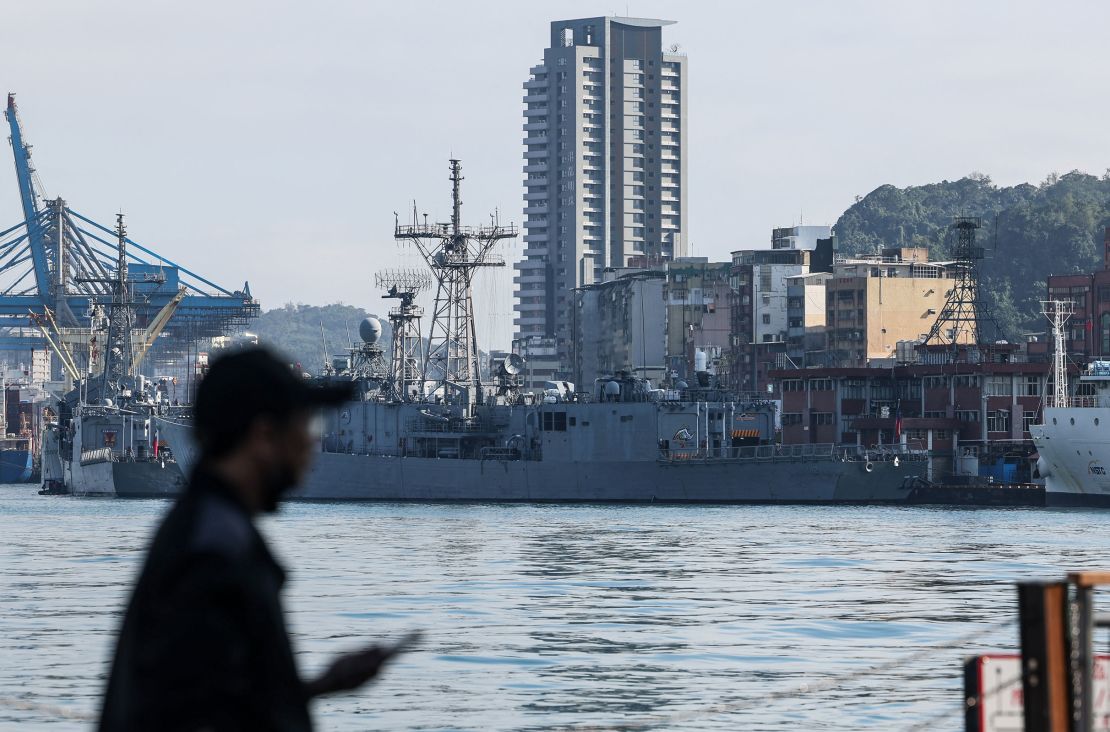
top-left (1032, 407), bottom-right (1110, 507)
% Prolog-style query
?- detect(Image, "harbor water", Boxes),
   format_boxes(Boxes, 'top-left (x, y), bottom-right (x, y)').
top-left (2, 484), bottom-right (1108, 730)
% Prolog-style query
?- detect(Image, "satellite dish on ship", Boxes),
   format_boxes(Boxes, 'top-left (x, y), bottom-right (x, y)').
top-left (502, 353), bottom-right (525, 375)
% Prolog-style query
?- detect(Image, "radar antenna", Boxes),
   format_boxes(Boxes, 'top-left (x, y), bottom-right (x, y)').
top-left (394, 159), bottom-right (517, 408)
top-left (375, 268), bottom-right (431, 401)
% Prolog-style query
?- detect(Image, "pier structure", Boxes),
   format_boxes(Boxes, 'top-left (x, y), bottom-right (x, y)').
top-left (394, 159), bottom-right (516, 407)
top-left (1, 94), bottom-right (258, 368)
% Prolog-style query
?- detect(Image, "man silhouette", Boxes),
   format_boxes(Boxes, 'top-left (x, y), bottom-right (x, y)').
top-left (100, 347), bottom-right (403, 731)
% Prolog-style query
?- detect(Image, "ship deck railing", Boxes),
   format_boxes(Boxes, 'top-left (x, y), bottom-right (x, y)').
top-left (659, 443), bottom-right (926, 464)
top-left (405, 418), bottom-right (495, 434)
top-left (1053, 396), bottom-right (1101, 408)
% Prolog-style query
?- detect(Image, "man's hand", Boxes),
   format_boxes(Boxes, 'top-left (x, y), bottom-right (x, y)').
top-left (304, 633), bottom-right (421, 698)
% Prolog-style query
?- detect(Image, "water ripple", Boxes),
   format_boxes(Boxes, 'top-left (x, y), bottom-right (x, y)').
top-left (2, 486), bottom-right (1109, 730)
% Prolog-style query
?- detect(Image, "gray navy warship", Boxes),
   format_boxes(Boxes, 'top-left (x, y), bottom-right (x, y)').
top-left (40, 214), bottom-right (187, 497)
top-left (161, 160), bottom-right (924, 503)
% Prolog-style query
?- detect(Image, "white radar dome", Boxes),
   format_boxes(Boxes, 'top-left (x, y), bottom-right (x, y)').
top-left (359, 317), bottom-right (382, 344)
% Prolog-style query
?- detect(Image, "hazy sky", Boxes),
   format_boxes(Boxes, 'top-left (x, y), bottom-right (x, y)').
top-left (5, 1), bottom-right (1108, 351)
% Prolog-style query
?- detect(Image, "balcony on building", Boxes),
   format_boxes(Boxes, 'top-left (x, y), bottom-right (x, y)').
top-left (524, 107), bottom-right (548, 118)
top-left (523, 93), bottom-right (549, 104)
top-left (523, 163), bottom-right (549, 173)
top-left (523, 120), bottom-right (549, 132)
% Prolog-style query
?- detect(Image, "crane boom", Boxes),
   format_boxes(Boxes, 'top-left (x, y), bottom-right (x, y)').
top-left (131, 286), bottom-right (186, 374)
top-left (5, 94), bottom-right (51, 303)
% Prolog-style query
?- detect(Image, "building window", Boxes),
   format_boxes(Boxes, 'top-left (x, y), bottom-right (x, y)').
top-left (956, 410), bottom-right (980, 423)
top-left (923, 375), bottom-right (947, 389)
top-left (809, 378), bottom-right (833, 391)
top-left (1023, 410), bottom-right (1038, 433)
top-left (871, 384), bottom-right (895, 401)
top-left (782, 379), bottom-right (803, 392)
top-left (842, 380), bottom-right (866, 399)
top-left (899, 380), bottom-right (922, 400)
top-left (1024, 375), bottom-right (1041, 397)
top-left (984, 375), bottom-right (1011, 397)
top-left (953, 374), bottom-right (980, 388)
top-left (813, 412), bottom-right (834, 426)
top-left (762, 314), bottom-right (771, 325)
top-left (1102, 312), bottom-right (1110, 355)
top-left (987, 410), bottom-right (1010, 433)
top-left (924, 411), bottom-right (947, 419)
top-left (782, 413), bottom-right (803, 426)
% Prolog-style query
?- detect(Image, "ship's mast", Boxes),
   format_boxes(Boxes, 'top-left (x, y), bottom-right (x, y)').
top-left (394, 159), bottom-right (516, 408)
top-left (99, 214), bottom-right (136, 399)
top-left (1043, 299), bottom-right (1073, 408)
top-left (376, 268), bottom-right (430, 401)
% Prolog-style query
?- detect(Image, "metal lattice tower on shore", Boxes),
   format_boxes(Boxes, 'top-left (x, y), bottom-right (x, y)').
top-left (924, 216), bottom-right (1006, 349)
top-left (375, 268), bottom-right (430, 401)
top-left (394, 160), bottom-right (516, 406)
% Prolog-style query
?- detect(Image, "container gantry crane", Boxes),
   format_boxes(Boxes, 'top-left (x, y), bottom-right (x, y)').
top-left (2, 93), bottom-right (259, 364)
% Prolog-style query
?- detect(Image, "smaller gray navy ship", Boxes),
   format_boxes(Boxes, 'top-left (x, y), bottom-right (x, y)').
top-left (165, 160), bottom-right (925, 503)
top-left (40, 214), bottom-right (186, 497)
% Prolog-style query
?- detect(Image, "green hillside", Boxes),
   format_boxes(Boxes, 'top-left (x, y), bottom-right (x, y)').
top-left (834, 171), bottom-right (1110, 338)
top-left (250, 302), bottom-right (392, 372)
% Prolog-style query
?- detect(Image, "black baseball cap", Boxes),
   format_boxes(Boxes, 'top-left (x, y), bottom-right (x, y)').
top-left (194, 346), bottom-right (355, 457)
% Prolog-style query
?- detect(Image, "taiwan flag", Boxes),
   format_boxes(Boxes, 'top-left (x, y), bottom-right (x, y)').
top-left (894, 400), bottom-right (903, 441)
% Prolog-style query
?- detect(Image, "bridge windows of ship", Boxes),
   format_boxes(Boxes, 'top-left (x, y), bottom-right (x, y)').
top-left (542, 412), bottom-right (568, 431)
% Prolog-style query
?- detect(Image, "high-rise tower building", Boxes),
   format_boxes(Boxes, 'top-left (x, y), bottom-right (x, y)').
top-left (514, 17), bottom-right (688, 384)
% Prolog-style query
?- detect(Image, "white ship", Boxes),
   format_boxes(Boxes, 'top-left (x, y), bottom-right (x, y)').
top-left (1030, 301), bottom-right (1110, 507)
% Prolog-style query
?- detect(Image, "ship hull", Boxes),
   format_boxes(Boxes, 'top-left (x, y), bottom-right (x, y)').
top-left (158, 413), bottom-right (923, 504)
top-left (297, 452), bottom-right (918, 503)
top-left (70, 458), bottom-right (185, 498)
top-left (0, 449), bottom-right (33, 483)
top-left (1032, 407), bottom-right (1110, 508)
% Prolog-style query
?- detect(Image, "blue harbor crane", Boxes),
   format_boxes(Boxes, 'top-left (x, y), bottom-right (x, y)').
top-left (2, 93), bottom-right (258, 362)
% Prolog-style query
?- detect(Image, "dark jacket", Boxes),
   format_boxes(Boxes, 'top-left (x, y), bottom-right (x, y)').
top-left (99, 469), bottom-right (311, 731)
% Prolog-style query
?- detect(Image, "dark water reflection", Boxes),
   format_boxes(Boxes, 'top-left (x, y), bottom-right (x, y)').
top-left (1, 485), bottom-right (1108, 730)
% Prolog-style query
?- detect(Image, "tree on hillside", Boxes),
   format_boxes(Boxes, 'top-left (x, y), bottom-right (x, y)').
top-left (251, 303), bottom-right (393, 373)
top-left (834, 172), bottom-right (1110, 340)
